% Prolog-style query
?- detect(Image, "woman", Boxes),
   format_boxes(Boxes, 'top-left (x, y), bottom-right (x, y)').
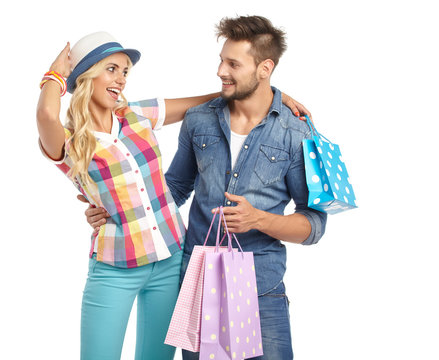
top-left (37, 32), bottom-right (309, 360)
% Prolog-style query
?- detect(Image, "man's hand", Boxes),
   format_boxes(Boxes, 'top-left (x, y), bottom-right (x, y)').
top-left (77, 195), bottom-right (110, 234)
top-left (213, 192), bottom-right (263, 233)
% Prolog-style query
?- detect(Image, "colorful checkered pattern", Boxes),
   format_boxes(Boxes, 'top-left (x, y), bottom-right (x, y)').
top-left (47, 98), bottom-right (185, 268)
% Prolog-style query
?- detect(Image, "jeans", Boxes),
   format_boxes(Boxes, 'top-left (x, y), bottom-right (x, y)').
top-left (80, 250), bottom-right (182, 360)
top-left (182, 281), bottom-right (293, 360)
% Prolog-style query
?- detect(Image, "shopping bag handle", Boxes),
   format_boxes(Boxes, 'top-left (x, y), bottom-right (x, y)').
top-left (203, 207), bottom-right (220, 246)
top-left (305, 115), bottom-right (334, 146)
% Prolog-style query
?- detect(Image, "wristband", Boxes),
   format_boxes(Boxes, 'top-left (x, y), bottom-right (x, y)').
top-left (40, 70), bottom-right (67, 96)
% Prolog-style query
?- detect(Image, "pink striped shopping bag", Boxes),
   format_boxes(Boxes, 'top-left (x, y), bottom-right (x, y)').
top-left (165, 210), bottom-right (234, 352)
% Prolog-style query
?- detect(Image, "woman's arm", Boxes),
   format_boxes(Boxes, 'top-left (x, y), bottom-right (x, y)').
top-left (36, 43), bottom-right (71, 160)
top-left (164, 92), bottom-right (312, 126)
top-left (163, 93), bottom-right (220, 125)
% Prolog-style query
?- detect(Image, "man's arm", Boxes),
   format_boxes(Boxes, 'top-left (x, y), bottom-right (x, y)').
top-left (164, 116), bottom-right (198, 207)
top-left (220, 192), bottom-right (312, 244)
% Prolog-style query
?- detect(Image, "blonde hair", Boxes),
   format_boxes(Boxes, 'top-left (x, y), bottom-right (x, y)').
top-left (65, 57), bottom-right (131, 185)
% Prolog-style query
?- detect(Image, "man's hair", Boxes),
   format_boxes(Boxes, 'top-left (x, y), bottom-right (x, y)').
top-left (215, 15), bottom-right (287, 67)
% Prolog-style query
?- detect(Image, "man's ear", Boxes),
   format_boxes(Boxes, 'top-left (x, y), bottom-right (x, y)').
top-left (258, 59), bottom-right (275, 79)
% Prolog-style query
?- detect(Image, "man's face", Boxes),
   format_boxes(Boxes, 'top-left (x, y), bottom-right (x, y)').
top-left (217, 40), bottom-right (260, 101)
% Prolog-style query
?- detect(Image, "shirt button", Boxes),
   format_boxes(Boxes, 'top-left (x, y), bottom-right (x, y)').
top-left (226, 171), bottom-right (230, 175)
top-left (226, 201), bottom-right (231, 205)
top-left (233, 173), bottom-right (238, 178)
top-left (202, 143), bottom-right (206, 148)
top-left (271, 156), bottom-right (275, 161)
top-left (244, 145), bottom-right (248, 149)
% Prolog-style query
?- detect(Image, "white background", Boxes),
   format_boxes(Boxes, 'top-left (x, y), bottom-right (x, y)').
top-left (1, 0), bottom-right (438, 359)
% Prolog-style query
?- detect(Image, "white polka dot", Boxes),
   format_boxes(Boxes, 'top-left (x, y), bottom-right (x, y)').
top-left (207, 263), bottom-right (213, 269)
top-left (339, 155), bottom-right (344, 163)
top-left (337, 173), bottom-right (341, 181)
top-left (324, 184), bottom-right (329, 192)
top-left (334, 192), bottom-right (338, 199)
top-left (243, 352), bottom-right (246, 358)
top-left (344, 196), bottom-right (348, 203)
top-left (237, 305), bottom-right (241, 312)
top-left (233, 276), bottom-right (237, 283)
top-left (211, 288), bottom-right (216, 294)
top-left (335, 183), bottom-right (339, 190)
top-left (230, 293), bottom-right (234, 300)
top-left (326, 169), bottom-right (330, 177)
top-left (345, 187), bottom-right (350, 194)
top-left (236, 337), bottom-right (240, 343)
top-left (252, 265), bottom-right (255, 271)
top-left (230, 321), bottom-right (234, 328)
top-left (313, 198), bottom-right (321, 205)
top-left (239, 268), bottom-right (243, 275)
top-left (253, 330), bottom-right (256, 336)
top-left (253, 348), bottom-right (256, 355)
top-left (239, 290), bottom-right (242, 297)
top-left (222, 326), bottom-right (226, 332)
top-left (232, 352), bottom-right (236, 359)
top-left (312, 175), bottom-right (320, 183)
top-left (226, 345), bottom-right (230, 351)
top-left (259, 343), bottom-right (262, 349)
top-left (205, 315), bottom-right (211, 321)
top-left (327, 160), bottom-right (332, 167)
top-left (317, 146), bottom-right (323, 154)
top-left (329, 143), bottom-right (334, 150)
top-left (241, 321), bottom-right (244, 328)
top-left (328, 152), bottom-right (333, 159)
top-left (338, 164), bottom-right (343, 172)
top-left (211, 334), bottom-right (217, 340)
top-left (309, 152), bottom-right (316, 159)
top-left (246, 299), bottom-right (251, 305)
top-left (255, 311), bottom-right (259, 317)
top-left (226, 266), bottom-right (229, 272)
top-left (210, 354), bottom-right (215, 359)
top-left (248, 317), bottom-right (251, 324)
top-left (247, 281), bottom-right (251, 287)
top-left (246, 337), bottom-right (250, 343)
top-left (347, 177), bottom-right (351, 184)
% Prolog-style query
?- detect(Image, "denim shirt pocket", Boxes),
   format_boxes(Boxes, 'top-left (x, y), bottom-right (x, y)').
top-left (193, 134), bottom-right (221, 172)
top-left (254, 144), bottom-right (290, 185)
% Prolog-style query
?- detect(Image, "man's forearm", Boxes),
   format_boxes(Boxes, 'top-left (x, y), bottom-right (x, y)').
top-left (254, 209), bottom-right (312, 244)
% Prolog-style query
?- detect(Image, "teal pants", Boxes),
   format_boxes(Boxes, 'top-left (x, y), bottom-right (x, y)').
top-left (80, 250), bottom-right (182, 360)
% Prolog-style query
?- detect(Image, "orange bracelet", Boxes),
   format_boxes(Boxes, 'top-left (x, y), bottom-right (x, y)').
top-left (40, 70), bottom-right (67, 96)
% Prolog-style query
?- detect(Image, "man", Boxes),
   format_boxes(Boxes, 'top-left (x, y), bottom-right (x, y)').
top-left (84, 15), bottom-right (327, 359)
top-left (165, 16), bottom-right (327, 360)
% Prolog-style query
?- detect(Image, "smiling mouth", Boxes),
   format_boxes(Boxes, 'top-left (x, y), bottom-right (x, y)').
top-left (107, 87), bottom-right (121, 100)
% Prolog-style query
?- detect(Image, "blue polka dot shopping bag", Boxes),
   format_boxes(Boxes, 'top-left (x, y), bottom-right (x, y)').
top-left (303, 116), bottom-right (357, 214)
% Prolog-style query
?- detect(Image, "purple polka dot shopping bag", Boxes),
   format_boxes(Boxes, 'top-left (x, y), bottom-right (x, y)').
top-left (165, 209), bottom-right (236, 352)
top-left (200, 207), bottom-right (263, 360)
top-left (303, 116), bottom-right (357, 214)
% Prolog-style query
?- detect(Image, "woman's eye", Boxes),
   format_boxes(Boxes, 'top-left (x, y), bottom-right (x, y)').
top-left (107, 66), bottom-right (115, 72)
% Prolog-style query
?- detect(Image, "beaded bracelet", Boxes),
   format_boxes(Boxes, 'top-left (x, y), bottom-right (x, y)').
top-left (40, 70), bottom-right (67, 96)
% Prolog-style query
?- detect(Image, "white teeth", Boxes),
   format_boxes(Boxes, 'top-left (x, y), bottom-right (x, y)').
top-left (107, 88), bottom-right (120, 94)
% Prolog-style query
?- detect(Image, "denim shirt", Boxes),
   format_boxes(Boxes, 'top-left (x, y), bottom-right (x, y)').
top-left (165, 87), bottom-right (327, 294)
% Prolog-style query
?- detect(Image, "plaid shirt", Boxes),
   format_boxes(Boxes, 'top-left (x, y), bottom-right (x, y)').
top-left (42, 98), bottom-right (185, 268)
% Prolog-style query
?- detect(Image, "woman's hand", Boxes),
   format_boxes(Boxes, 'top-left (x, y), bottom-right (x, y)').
top-left (50, 42), bottom-right (72, 78)
top-left (281, 92), bottom-right (312, 121)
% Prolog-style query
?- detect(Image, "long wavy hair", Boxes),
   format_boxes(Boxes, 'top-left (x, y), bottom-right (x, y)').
top-left (65, 57), bottom-right (131, 185)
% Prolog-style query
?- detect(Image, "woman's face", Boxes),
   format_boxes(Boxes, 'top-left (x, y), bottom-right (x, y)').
top-left (91, 52), bottom-right (130, 110)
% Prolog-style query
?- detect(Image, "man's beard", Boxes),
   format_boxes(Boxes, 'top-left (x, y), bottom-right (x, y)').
top-left (221, 73), bottom-right (260, 101)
